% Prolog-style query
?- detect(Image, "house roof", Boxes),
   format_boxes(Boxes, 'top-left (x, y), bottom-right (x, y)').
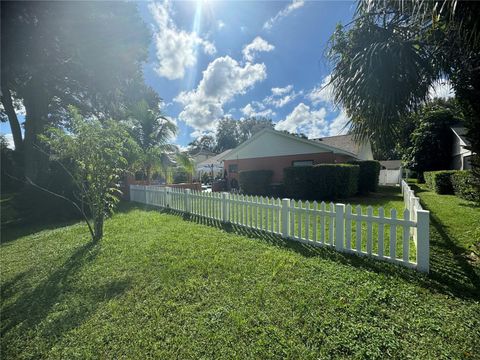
top-left (311, 134), bottom-right (365, 158)
top-left (219, 128), bottom-right (358, 161)
top-left (197, 149), bottom-right (232, 168)
top-left (451, 126), bottom-right (470, 146)
top-left (188, 148), bottom-right (216, 157)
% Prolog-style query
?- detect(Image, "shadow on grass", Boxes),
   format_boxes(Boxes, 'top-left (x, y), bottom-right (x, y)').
top-left (1, 239), bottom-right (131, 352)
top-left (135, 202), bottom-right (480, 301)
top-left (1, 219), bottom-right (82, 245)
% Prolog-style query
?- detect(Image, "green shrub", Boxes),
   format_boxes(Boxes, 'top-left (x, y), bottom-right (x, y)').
top-left (348, 160), bottom-right (381, 193)
top-left (424, 170), bottom-right (457, 194)
top-left (283, 164), bottom-right (359, 200)
top-left (451, 171), bottom-right (480, 202)
top-left (239, 170), bottom-right (273, 195)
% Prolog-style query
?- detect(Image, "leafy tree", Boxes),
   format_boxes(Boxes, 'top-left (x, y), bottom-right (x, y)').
top-left (128, 100), bottom-right (177, 184)
top-left (1, 1), bottom-right (150, 182)
top-left (39, 108), bottom-right (138, 241)
top-left (327, 0), bottom-right (480, 185)
top-left (404, 100), bottom-right (463, 180)
top-left (238, 117), bottom-right (274, 142)
top-left (175, 152), bottom-right (195, 183)
top-left (188, 135), bottom-right (216, 153)
top-left (215, 118), bottom-right (241, 152)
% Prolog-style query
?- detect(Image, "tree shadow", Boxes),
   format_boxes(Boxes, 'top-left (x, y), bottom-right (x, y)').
top-left (1, 219), bottom-right (81, 245)
top-left (149, 205), bottom-right (480, 301)
top-left (1, 240), bottom-right (131, 354)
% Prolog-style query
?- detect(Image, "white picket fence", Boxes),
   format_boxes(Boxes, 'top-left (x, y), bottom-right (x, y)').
top-left (130, 184), bottom-right (430, 272)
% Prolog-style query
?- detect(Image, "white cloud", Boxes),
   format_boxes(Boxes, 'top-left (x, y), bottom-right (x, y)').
top-left (275, 103), bottom-right (328, 138)
top-left (175, 56), bottom-right (267, 134)
top-left (263, 0), bottom-right (305, 30)
top-left (327, 110), bottom-right (350, 136)
top-left (1, 133), bottom-right (15, 149)
top-left (429, 79), bottom-right (455, 100)
top-left (241, 102), bottom-right (275, 118)
top-left (264, 85), bottom-right (302, 108)
top-left (242, 37), bottom-right (275, 62)
top-left (149, 1), bottom-right (216, 80)
top-left (307, 74), bottom-right (335, 106)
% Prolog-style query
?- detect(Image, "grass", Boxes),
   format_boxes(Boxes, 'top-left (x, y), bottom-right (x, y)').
top-left (1, 188), bottom-right (480, 358)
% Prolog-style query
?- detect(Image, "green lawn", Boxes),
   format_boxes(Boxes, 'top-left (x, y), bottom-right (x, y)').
top-left (1, 188), bottom-right (480, 359)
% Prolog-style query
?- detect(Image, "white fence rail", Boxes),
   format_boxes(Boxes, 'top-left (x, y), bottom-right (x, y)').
top-left (130, 185), bottom-right (430, 272)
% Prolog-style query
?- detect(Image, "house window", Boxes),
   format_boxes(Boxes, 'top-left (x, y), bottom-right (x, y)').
top-left (292, 160), bottom-right (314, 167)
top-left (228, 164), bottom-right (238, 173)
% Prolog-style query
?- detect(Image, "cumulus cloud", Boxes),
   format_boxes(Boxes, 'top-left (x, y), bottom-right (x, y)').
top-left (242, 37), bottom-right (275, 62)
top-left (1, 133), bottom-right (15, 149)
top-left (175, 56), bottom-right (267, 134)
top-left (263, 0), bottom-right (305, 30)
top-left (429, 79), bottom-right (455, 100)
top-left (241, 101), bottom-right (275, 118)
top-left (307, 74), bottom-right (335, 106)
top-left (149, 1), bottom-right (216, 80)
top-left (264, 84), bottom-right (302, 108)
top-left (275, 103), bottom-right (328, 138)
top-left (327, 110), bottom-right (350, 136)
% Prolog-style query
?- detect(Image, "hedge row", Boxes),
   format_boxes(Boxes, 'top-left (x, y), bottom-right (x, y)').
top-left (348, 160), bottom-right (381, 193)
top-left (239, 170), bottom-right (273, 196)
top-left (424, 170), bottom-right (457, 194)
top-left (424, 170), bottom-right (479, 202)
top-left (452, 171), bottom-right (480, 202)
top-left (283, 164), bottom-right (360, 200)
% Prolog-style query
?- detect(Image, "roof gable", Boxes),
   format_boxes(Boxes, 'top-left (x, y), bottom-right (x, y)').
top-left (222, 129), bottom-right (357, 161)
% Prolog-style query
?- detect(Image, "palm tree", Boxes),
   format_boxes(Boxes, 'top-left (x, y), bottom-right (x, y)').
top-left (327, 0), bottom-right (480, 178)
top-left (128, 100), bottom-right (177, 184)
top-left (175, 151), bottom-right (195, 183)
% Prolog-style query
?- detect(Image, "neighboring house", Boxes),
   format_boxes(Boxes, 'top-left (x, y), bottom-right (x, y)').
top-left (188, 148), bottom-right (217, 165)
top-left (311, 134), bottom-right (374, 161)
top-left (451, 126), bottom-right (472, 170)
top-left (220, 128), bottom-right (370, 186)
top-left (196, 149), bottom-right (232, 179)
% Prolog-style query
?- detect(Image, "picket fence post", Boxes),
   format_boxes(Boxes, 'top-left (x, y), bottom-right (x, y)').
top-left (281, 198), bottom-right (291, 238)
top-left (165, 187), bottom-right (171, 208)
top-left (184, 189), bottom-right (191, 213)
top-left (335, 204), bottom-right (345, 251)
top-left (221, 192), bottom-right (229, 222)
top-left (416, 209), bottom-right (430, 273)
top-left (144, 185), bottom-right (148, 205)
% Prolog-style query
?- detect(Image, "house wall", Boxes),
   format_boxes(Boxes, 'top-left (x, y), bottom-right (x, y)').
top-left (224, 152), bottom-right (355, 184)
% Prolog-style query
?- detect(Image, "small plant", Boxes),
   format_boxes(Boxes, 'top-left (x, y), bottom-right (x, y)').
top-left (39, 107), bottom-right (138, 241)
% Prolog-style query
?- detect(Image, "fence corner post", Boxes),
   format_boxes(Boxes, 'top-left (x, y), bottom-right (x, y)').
top-left (416, 209), bottom-right (430, 273)
top-left (222, 192), bottom-right (229, 222)
top-left (281, 198), bottom-right (291, 238)
top-left (144, 185), bottom-right (148, 205)
top-left (129, 185), bottom-right (133, 202)
top-left (184, 189), bottom-right (191, 213)
top-left (335, 203), bottom-right (345, 251)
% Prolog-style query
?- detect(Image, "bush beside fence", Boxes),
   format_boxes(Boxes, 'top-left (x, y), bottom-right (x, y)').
top-left (424, 170), bottom-right (456, 194)
top-left (239, 170), bottom-right (273, 196)
top-left (451, 171), bottom-right (480, 202)
top-left (348, 160), bottom-right (381, 193)
top-left (283, 164), bottom-right (359, 200)
top-left (130, 185), bottom-right (430, 272)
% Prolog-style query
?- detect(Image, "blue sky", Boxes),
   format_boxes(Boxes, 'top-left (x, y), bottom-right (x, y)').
top-left (1, 1), bottom-right (358, 148)
top-left (141, 0), bottom-right (357, 147)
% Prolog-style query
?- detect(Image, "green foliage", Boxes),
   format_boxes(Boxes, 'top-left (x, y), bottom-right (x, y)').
top-left (127, 100), bottom-right (177, 183)
top-left (451, 171), bottom-right (480, 202)
top-left (327, 1), bottom-right (480, 189)
top-left (403, 100), bottom-right (461, 180)
top-left (348, 160), bottom-right (381, 193)
top-left (40, 107), bottom-right (138, 240)
top-left (424, 170), bottom-right (457, 194)
top-left (238, 170), bottom-right (273, 196)
top-left (284, 164), bottom-right (359, 200)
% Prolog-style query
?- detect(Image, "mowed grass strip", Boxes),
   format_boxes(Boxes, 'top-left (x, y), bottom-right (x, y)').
top-left (1, 204), bottom-right (479, 359)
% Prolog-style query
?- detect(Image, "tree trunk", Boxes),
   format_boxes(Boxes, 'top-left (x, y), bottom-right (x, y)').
top-left (0, 86), bottom-right (23, 152)
top-left (23, 77), bottom-right (51, 183)
top-left (93, 213), bottom-right (104, 242)
top-left (146, 165), bottom-right (152, 185)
